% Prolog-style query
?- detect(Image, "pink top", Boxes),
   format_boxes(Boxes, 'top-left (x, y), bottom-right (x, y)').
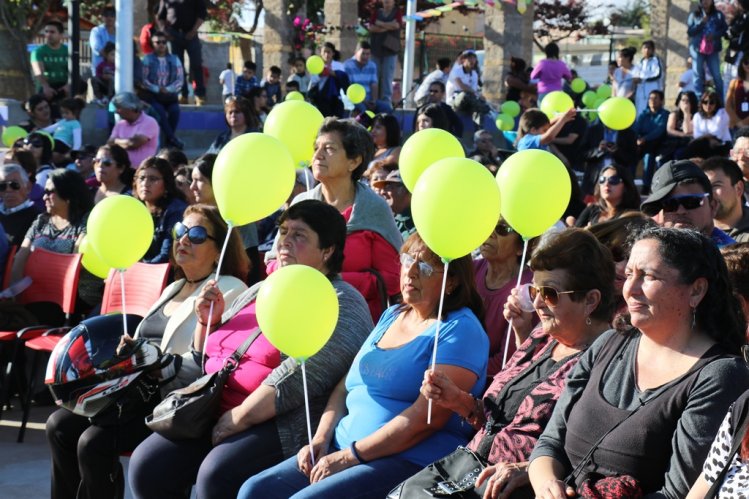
top-left (108, 111), bottom-right (159, 169)
top-left (473, 259), bottom-right (534, 378)
top-left (530, 59), bottom-right (572, 94)
top-left (204, 303), bottom-right (281, 414)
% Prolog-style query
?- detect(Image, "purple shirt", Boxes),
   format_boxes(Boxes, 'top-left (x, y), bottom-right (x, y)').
top-left (530, 59), bottom-right (572, 94)
top-left (108, 112), bottom-right (160, 169)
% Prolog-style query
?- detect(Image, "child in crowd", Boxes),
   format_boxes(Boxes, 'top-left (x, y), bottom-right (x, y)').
top-left (516, 107), bottom-right (575, 152)
top-left (261, 65), bottom-right (282, 107)
top-left (235, 61), bottom-right (258, 98)
top-left (92, 42), bottom-right (116, 105)
top-left (287, 56), bottom-right (311, 96)
top-left (285, 80), bottom-right (301, 99)
top-left (44, 97), bottom-right (85, 151)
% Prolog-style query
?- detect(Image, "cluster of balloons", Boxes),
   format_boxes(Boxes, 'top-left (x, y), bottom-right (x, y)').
top-left (495, 101), bottom-right (520, 132)
top-left (539, 85), bottom-right (635, 131)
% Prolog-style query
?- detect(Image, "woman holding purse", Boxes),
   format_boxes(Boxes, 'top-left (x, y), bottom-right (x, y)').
top-left (687, 0), bottom-right (728, 103)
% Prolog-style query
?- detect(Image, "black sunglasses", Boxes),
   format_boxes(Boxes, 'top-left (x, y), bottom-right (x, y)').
top-left (598, 175), bottom-right (623, 186)
top-left (494, 222), bottom-right (515, 237)
top-left (173, 222), bottom-right (215, 245)
top-left (0, 181), bottom-right (21, 192)
top-left (529, 285), bottom-right (582, 307)
top-left (660, 193), bottom-right (709, 213)
top-left (23, 137), bottom-right (44, 148)
top-left (701, 100), bottom-right (717, 105)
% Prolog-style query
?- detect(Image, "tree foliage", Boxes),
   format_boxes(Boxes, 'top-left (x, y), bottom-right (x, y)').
top-left (610, 0), bottom-right (650, 29)
top-left (532, 0), bottom-right (591, 49)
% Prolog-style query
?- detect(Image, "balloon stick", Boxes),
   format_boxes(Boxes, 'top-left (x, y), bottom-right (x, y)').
top-left (119, 269), bottom-right (128, 336)
top-left (575, 108), bottom-right (597, 113)
top-left (427, 259), bottom-right (451, 425)
top-left (302, 359), bottom-right (316, 465)
top-left (502, 238), bottom-right (530, 368)
top-left (202, 221), bottom-right (233, 371)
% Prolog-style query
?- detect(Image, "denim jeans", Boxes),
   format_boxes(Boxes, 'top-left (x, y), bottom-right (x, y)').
top-left (692, 50), bottom-right (724, 103)
top-left (145, 95), bottom-right (181, 144)
top-left (167, 28), bottom-right (205, 98)
top-left (237, 453), bottom-right (423, 499)
top-left (373, 53), bottom-right (397, 104)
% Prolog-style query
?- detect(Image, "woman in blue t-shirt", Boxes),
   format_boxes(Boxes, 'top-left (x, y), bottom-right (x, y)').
top-left (238, 232), bottom-right (489, 499)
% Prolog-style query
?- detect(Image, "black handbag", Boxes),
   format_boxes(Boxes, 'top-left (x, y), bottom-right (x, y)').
top-left (144, 328), bottom-right (262, 440)
top-left (387, 447), bottom-right (488, 498)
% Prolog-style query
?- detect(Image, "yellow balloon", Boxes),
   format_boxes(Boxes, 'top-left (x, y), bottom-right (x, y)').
top-left (86, 195), bottom-right (155, 269)
top-left (306, 55), bottom-right (324, 75)
top-left (256, 265), bottom-right (339, 360)
top-left (496, 150), bottom-right (571, 238)
top-left (570, 78), bottom-right (586, 94)
top-left (598, 97), bottom-right (637, 130)
top-left (2, 126), bottom-right (27, 147)
top-left (412, 158), bottom-right (501, 260)
top-left (213, 133), bottom-right (296, 225)
top-left (79, 236), bottom-right (111, 279)
top-left (285, 91), bottom-right (304, 101)
top-left (496, 114), bottom-right (514, 131)
top-left (540, 91), bottom-right (574, 120)
top-left (346, 84), bottom-right (366, 104)
top-left (399, 129), bottom-right (465, 192)
top-left (264, 100), bottom-right (325, 167)
top-left (596, 83), bottom-right (612, 99)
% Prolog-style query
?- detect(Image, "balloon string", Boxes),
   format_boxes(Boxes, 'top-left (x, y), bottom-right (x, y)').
top-left (304, 166), bottom-right (311, 191)
top-left (301, 359), bottom-right (316, 466)
top-left (202, 222), bottom-right (233, 372)
top-left (427, 259), bottom-right (450, 425)
top-left (502, 239), bottom-right (530, 368)
top-left (119, 269), bottom-right (128, 336)
top-left (575, 108), bottom-right (597, 113)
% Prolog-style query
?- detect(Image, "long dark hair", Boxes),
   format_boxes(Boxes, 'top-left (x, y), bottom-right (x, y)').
top-left (417, 103), bottom-right (449, 131)
top-left (133, 156), bottom-right (186, 210)
top-left (49, 169), bottom-right (94, 226)
top-left (673, 91), bottom-right (698, 123)
top-left (97, 144), bottom-right (133, 185)
top-left (595, 164), bottom-right (641, 216)
top-left (372, 114), bottom-right (401, 148)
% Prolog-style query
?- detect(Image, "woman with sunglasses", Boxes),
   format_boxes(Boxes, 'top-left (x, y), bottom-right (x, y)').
top-left (238, 231), bottom-right (487, 499)
top-left (474, 217), bottom-right (535, 378)
top-left (725, 52), bottom-right (749, 130)
top-left (46, 203), bottom-right (249, 499)
top-left (93, 144), bottom-right (133, 204)
top-left (19, 131), bottom-right (55, 188)
top-left (574, 165), bottom-right (640, 228)
top-left (694, 89), bottom-right (732, 144)
top-left (206, 95), bottom-right (260, 155)
top-left (133, 156), bottom-right (188, 264)
top-left (129, 200), bottom-right (374, 499)
top-left (529, 227), bottom-right (749, 499)
top-left (395, 229), bottom-right (614, 499)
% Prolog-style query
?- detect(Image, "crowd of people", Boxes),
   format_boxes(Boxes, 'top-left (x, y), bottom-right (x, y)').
top-left (6, 0), bottom-right (749, 498)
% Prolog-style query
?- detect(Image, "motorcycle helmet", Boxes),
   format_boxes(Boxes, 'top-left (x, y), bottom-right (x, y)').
top-left (45, 313), bottom-right (161, 417)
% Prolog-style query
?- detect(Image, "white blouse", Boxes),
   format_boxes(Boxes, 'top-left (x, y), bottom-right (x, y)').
top-left (693, 108), bottom-right (732, 142)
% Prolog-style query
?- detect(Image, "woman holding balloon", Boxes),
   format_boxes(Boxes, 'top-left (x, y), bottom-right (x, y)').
top-left (128, 200), bottom-right (374, 499)
top-left (239, 232), bottom-right (489, 499)
top-left (266, 117), bottom-right (402, 321)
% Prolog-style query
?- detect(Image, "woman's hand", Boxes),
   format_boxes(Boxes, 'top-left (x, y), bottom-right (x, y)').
top-left (535, 479), bottom-right (576, 499)
top-left (211, 406), bottom-right (246, 445)
top-left (420, 369), bottom-right (464, 412)
top-left (476, 463), bottom-right (530, 499)
top-left (116, 335), bottom-right (136, 356)
top-left (308, 448), bottom-right (356, 483)
top-left (194, 280), bottom-right (225, 327)
top-left (297, 440), bottom-right (332, 477)
top-left (504, 288), bottom-right (533, 342)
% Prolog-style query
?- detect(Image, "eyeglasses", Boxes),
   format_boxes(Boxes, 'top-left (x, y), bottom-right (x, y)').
top-left (494, 222), bottom-right (515, 237)
top-left (43, 188), bottom-right (56, 196)
top-left (0, 181), bottom-right (22, 192)
top-left (529, 285), bottom-right (582, 307)
top-left (400, 253), bottom-right (443, 278)
top-left (94, 158), bottom-right (113, 166)
top-left (701, 100), bottom-right (717, 105)
top-left (23, 138), bottom-right (44, 148)
top-left (598, 175), bottom-right (623, 186)
top-left (136, 175), bottom-right (163, 184)
top-left (173, 222), bottom-right (215, 245)
top-left (659, 193), bottom-right (709, 213)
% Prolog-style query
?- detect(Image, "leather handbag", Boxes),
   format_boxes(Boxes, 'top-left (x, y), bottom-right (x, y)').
top-left (145, 328), bottom-right (262, 440)
top-left (387, 447), bottom-right (488, 498)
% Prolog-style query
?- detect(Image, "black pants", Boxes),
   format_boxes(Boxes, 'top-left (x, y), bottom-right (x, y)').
top-left (46, 408), bottom-right (152, 499)
top-left (128, 418), bottom-right (285, 499)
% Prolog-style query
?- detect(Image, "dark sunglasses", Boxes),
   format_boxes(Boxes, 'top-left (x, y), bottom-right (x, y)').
top-left (701, 100), bottom-right (717, 105)
top-left (94, 158), bottom-right (113, 166)
top-left (660, 193), bottom-right (709, 213)
top-left (0, 181), bottom-right (22, 192)
top-left (173, 222), bottom-right (215, 244)
top-left (598, 175), bottom-right (623, 186)
top-left (23, 138), bottom-right (44, 148)
top-left (529, 285), bottom-right (582, 307)
top-left (494, 222), bottom-right (515, 237)
top-left (43, 188), bottom-right (55, 196)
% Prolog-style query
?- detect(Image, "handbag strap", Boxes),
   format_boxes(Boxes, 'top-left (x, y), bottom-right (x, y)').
top-left (222, 327), bottom-right (262, 374)
top-left (706, 399), bottom-right (749, 498)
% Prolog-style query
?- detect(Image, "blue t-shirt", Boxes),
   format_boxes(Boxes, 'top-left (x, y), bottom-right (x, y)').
top-left (517, 133), bottom-right (547, 151)
top-left (333, 304), bottom-right (489, 467)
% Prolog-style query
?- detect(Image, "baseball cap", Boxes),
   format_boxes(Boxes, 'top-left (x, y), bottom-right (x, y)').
top-left (372, 170), bottom-right (403, 189)
top-left (641, 160), bottom-right (712, 215)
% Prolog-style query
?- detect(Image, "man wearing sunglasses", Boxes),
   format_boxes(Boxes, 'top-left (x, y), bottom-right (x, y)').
top-left (0, 164), bottom-right (40, 247)
top-left (641, 159), bottom-right (735, 247)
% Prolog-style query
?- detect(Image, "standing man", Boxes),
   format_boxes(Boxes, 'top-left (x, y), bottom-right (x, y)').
top-left (634, 40), bottom-right (664, 115)
top-left (108, 92), bottom-right (160, 169)
top-left (31, 20), bottom-right (70, 108)
top-left (89, 6), bottom-right (116, 72)
top-left (367, 0), bottom-right (402, 108)
top-left (157, 0), bottom-right (207, 106)
top-left (142, 31), bottom-right (185, 149)
top-left (344, 41), bottom-right (389, 113)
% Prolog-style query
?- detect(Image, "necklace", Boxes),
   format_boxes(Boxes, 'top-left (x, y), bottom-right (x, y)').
top-left (185, 272), bottom-right (213, 284)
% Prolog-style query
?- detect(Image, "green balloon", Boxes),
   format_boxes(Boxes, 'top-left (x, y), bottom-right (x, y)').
top-left (496, 114), bottom-right (514, 131)
top-left (570, 78), bottom-right (586, 94)
top-left (596, 84), bottom-right (612, 99)
top-left (500, 101), bottom-right (521, 118)
top-left (582, 90), bottom-right (597, 108)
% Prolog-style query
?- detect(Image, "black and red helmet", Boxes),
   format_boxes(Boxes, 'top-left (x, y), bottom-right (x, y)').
top-left (45, 314), bottom-right (161, 417)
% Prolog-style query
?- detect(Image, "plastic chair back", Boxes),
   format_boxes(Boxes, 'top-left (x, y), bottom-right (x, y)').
top-left (101, 263), bottom-right (171, 317)
top-left (2, 245), bottom-right (18, 290)
top-left (18, 248), bottom-right (82, 314)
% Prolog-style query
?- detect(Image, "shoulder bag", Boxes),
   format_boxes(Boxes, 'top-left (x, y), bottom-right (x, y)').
top-left (145, 327), bottom-right (262, 440)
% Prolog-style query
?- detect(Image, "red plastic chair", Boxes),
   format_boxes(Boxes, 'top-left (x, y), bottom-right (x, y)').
top-left (2, 245), bottom-right (17, 290)
top-left (100, 262), bottom-right (171, 316)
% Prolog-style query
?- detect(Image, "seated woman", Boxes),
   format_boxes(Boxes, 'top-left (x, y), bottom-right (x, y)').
top-left (529, 227), bottom-right (749, 499)
top-left (46, 204), bottom-right (249, 499)
top-left (134, 156), bottom-right (188, 264)
top-left (128, 200), bottom-right (374, 499)
top-left (573, 164), bottom-right (640, 227)
top-left (20, 131), bottom-right (55, 188)
top-left (473, 217), bottom-right (534, 377)
top-left (266, 117), bottom-right (402, 322)
top-left (369, 113), bottom-right (401, 169)
top-left (414, 103), bottom-right (450, 132)
top-left (206, 95), bottom-right (260, 155)
top-left (400, 228), bottom-right (615, 499)
top-left (239, 232), bottom-right (489, 499)
top-left (93, 144), bottom-right (133, 204)
top-left (662, 91), bottom-right (697, 162)
top-left (693, 89), bottom-right (732, 145)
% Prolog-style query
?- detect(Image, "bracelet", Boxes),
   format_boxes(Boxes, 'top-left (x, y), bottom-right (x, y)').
top-left (350, 440), bottom-right (368, 464)
top-left (463, 396), bottom-right (483, 428)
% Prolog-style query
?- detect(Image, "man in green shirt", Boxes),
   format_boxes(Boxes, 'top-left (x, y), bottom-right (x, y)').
top-left (30, 20), bottom-right (70, 103)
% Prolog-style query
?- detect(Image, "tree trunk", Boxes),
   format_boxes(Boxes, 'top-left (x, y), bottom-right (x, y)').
top-left (0, 22), bottom-right (34, 100)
